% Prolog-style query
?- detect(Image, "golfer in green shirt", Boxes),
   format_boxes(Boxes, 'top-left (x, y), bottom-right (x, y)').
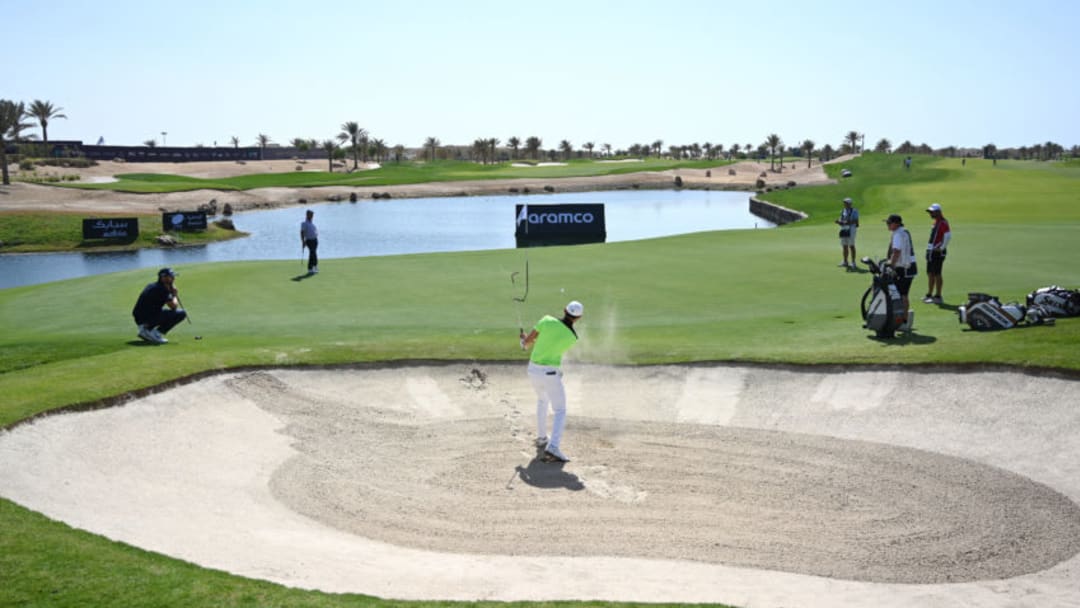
top-left (520, 300), bottom-right (583, 462)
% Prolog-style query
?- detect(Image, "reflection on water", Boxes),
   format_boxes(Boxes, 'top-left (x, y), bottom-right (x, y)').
top-left (1, 189), bottom-right (772, 289)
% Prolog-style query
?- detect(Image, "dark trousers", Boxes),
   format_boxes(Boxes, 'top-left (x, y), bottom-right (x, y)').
top-left (305, 238), bottom-right (319, 270)
top-left (139, 308), bottom-right (187, 335)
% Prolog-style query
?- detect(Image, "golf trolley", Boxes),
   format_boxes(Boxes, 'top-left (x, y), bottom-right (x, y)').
top-left (860, 257), bottom-right (913, 338)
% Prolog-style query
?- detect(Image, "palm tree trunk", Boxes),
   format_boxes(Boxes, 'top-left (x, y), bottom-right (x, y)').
top-left (1, 145), bottom-right (9, 185)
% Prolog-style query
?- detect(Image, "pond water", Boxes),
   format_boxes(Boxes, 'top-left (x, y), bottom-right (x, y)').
top-left (0, 189), bottom-right (773, 289)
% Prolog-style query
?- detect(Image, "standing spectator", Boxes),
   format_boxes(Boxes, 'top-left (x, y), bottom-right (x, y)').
top-left (300, 209), bottom-right (319, 274)
top-left (922, 203), bottom-right (952, 304)
top-left (835, 197), bottom-right (860, 270)
top-left (885, 214), bottom-right (917, 320)
top-left (520, 300), bottom-right (584, 463)
top-left (132, 268), bottom-right (186, 344)
top-left (904, 156), bottom-right (912, 170)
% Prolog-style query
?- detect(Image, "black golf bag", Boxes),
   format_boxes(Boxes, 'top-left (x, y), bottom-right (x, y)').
top-left (860, 258), bottom-right (908, 338)
top-left (1026, 286), bottom-right (1080, 318)
top-left (958, 292), bottom-right (1054, 330)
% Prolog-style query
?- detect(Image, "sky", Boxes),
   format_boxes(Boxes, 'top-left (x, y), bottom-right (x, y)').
top-left (8, 0), bottom-right (1079, 152)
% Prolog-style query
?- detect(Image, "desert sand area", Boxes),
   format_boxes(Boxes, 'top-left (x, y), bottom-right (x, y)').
top-left (0, 158), bottom-right (837, 214)
top-left (2, 363), bottom-right (1080, 607)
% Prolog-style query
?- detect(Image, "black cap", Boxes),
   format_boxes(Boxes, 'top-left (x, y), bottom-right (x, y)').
top-left (884, 214), bottom-right (903, 225)
top-left (158, 267), bottom-right (178, 278)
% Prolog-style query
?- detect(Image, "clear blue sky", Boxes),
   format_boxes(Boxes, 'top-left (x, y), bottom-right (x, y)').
top-left (9, 0), bottom-right (1079, 151)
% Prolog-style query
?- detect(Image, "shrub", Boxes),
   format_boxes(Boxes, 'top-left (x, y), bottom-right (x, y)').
top-left (18, 159), bottom-right (34, 171)
top-left (674, 175), bottom-right (684, 188)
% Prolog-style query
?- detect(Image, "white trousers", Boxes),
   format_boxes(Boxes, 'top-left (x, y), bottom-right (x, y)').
top-left (528, 361), bottom-right (567, 450)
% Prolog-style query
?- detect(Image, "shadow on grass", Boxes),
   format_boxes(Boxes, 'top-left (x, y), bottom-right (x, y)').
top-left (291, 272), bottom-right (315, 282)
top-left (867, 332), bottom-right (937, 346)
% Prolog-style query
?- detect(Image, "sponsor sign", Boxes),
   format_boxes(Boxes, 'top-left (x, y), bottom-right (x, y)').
top-left (162, 211), bottom-right (208, 232)
top-left (82, 217), bottom-right (139, 240)
top-left (514, 203), bottom-right (606, 247)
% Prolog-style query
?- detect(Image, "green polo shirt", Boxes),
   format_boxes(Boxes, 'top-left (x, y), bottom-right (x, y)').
top-left (529, 315), bottom-right (579, 367)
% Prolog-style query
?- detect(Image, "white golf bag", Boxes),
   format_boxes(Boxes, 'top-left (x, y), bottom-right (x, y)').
top-left (860, 258), bottom-right (911, 338)
top-left (1026, 286), bottom-right (1080, 318)
top-left (958, 293), bottom-right (1054, 330)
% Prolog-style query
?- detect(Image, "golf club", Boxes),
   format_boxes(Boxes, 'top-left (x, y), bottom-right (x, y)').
top-left (175, 293), bottom-right (201, 340)
top-left (511, 259), bottom-right (529, 349)
top-left (301, 243), bottom-right (306, 268)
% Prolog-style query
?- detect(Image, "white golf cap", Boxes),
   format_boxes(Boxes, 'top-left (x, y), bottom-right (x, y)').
top-left (927, 203), bottom-right (942, 212)
top-left (843, 197), bottom-right (853, 204)
top-left (565, 300), bottom-right (584, 317)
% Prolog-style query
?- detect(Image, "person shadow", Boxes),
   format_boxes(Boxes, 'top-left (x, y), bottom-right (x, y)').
top-left (513, 449), bottom-right (585, 491)
top-left (291, 271), bottom-right (315, 282)
top-left (868, 331), bottom-right (937, 345)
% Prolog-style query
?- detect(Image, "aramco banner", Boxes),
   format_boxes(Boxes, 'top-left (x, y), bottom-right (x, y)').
top-left (162, 211), bottom-right (208, 232)
top-left (82, 218), bottom-right (139, 240)
top-left (515, 203), bottom-right (606, 248)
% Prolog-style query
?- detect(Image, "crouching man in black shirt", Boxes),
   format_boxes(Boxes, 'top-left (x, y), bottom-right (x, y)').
top-left (132, 267), bottom-right (186, 344)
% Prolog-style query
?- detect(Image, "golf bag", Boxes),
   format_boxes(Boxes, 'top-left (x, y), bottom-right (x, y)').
top-left (1026, 286), bottom-right (1080, 318)
top-left (860, 258), bottom-right (909, 338)
top-left (958, 293), bottom-right (1054, 330)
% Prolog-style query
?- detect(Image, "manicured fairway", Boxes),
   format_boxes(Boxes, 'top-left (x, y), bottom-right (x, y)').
top-left (1, 153), bottom-right (1078, 608)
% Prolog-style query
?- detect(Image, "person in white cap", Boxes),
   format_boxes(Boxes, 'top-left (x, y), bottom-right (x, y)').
top-left (835, 197), bottom-right (860, 270)
top-left (520, 300), bottom-right (583, 463)
top-left (922, 203), bottom-right (951, 304)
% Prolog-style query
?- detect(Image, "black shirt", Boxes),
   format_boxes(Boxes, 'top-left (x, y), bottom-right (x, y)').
top-left (132, 281), bottom-right (172, 324)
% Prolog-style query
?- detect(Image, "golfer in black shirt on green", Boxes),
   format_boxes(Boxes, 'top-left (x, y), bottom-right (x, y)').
top-left (132, 268), bottom-right (186, 344)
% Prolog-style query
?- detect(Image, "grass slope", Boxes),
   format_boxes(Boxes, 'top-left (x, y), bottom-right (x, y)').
top-left (1, 153), bottom-right (1079, 608)
top-left (0, 211), bottom-right (245, 252)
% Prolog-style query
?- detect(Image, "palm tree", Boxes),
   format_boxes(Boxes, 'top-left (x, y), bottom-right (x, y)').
top-left (652, 139), bottom-right (663, 158)
top-left (392, 144), bottom-right (405, 163)
top-left (230, 136), bottom-right (240, 149)
top-left (801, 139), bottom-right (815, 168)
top-left (1, 99), bottom-right (31, 185)
top-left (424, 136), bottom-right (440, 162)
top-left (256, 133), bottom-right (271, 159)
top-left (7, 101), bottom-right (36, 144)
top-left (290, 138), bottom-right (312, 157)
top-left (730, 143), bottom-right (740, 159)
top-left (27, 100), bottom-right (67, 142)
top-left (321, 139), bottom-right (338, 172)
top-left (471, 138), bottom-right (487, 163)
top-left (488, 138), bottom-right (500, 164)
top-left (765, 133), bottom-right (782, 171)
top-left (844, 130), bottom-right (860, 154)
top-left (371, 138), bottom-right (387, 163)
top-left (583, 142), bottom-right (595, 158)
top-left (602, 143), bottom-right (612, 157)
top-left (874, 138), bottom-right (892, 153)
top-left (338, 121), bottom-right (365, 170)
top-left (525, 136), bottom-right (542, 160)
top-left (714, 143), bottom-right (724, 160)
top-left (559, 140), bottom-right (573, 160)
top-left (507, 136), bottom-right (521, 160)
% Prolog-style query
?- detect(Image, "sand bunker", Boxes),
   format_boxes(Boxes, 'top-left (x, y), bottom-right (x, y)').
top-left (2, 363), bottom-right (1080, 607)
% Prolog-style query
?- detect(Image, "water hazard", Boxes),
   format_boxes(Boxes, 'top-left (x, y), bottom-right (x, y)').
top-left (1, 189), bottom-right (773, 289)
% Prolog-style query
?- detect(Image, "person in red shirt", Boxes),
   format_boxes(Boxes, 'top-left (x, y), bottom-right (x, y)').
top-left (922, 203), bottom-right (951, 304)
